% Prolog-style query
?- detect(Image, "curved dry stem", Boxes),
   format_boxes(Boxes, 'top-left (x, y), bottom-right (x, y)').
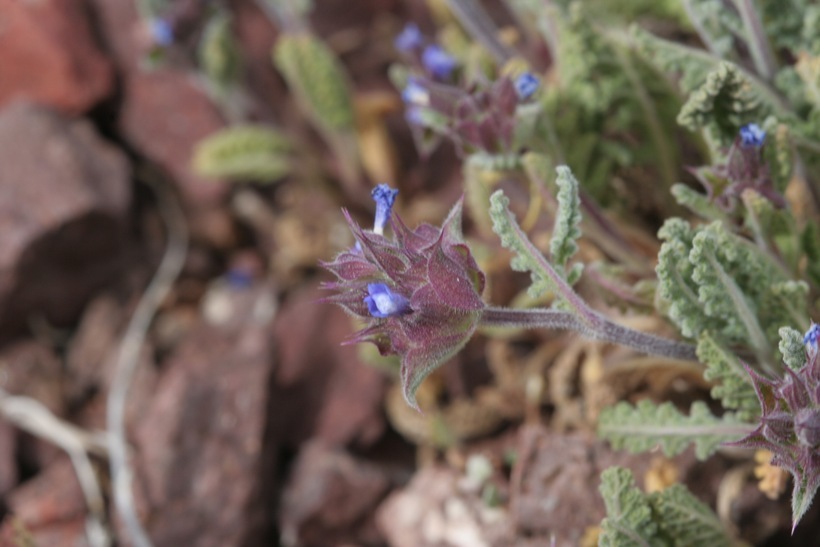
top-left (106, 179), bottom-right (188, 547)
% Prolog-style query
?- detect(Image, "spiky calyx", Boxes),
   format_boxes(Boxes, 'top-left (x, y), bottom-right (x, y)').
top-left (729, 344), bottom-right (820, 531)
top-left (321, 200), bottom-right (485, 410)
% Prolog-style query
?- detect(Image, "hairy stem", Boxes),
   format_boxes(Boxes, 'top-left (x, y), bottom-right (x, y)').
top-left (481, 307), bottom-right (698, 361)
top-left (732, 0), bottom-right (777, 80)
top-left (445, 0), bottom-right (514, 64)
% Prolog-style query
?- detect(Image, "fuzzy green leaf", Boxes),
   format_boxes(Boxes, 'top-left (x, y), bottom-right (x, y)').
top-left (670, 183), bottom-right (730, 223)
top-left (657, 218), bottom-right (723, 340)
top-left (550, 166), bottom-right (583, 274)
top-left (489, 187), bottom-right (585, 311)
top-left (779, 326), bottom-right (807, 371)
top-left (272, 32), bottom-right (355, 133)
top-left (192, 125), bottom-right (291, 182)
top-left (648, 484), bottom-right (732, 547)
top-left (598, 467), bottom-right (663, 547)
top-left (631, 25), bottom-right (719, 93)
top-left (657, 218), bottom-right (807, 351)
top-left (199, 11), bottom-right (241, 96)
top-left (677, 62), bottom-right (767, 147)
top-left (697, 331), bottom-right (759, 420)
top-left (598, 400), bottom-right (747, 460)
top-left (801, 222), bottom-right (820, 288)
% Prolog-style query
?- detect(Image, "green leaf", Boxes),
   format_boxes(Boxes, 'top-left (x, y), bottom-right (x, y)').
top-left (697, 331), bottom-right (759, 420)
top-left (198, 11), bottom-right (241, 97)
top-left (648, 484), bottom-right (732, 547)
top-left (598, 400), bottom-right (747, 460)
top-left (489, 184), bottom-right (586, 314)
top-left (550, 166), bottom-right (583, 275)
top-left (598, 467), bottom-right (663, 547)
top-left (677, 62), bottom-right (767, 147)
top-left (670, 183), bottom-right (730, 223)
top-left (778, 326), bottom-right (807, 371)
top-left (192, 125), bottom-right (291, 182)
top-left (272, 32), bottom-right (355, 133)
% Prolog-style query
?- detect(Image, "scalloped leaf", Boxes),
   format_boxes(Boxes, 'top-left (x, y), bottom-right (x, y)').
top-left (598, 400), bottom-right (747, 460)
top-left (598, 467), bottom-right (662, 547)
top-left (648, 484), bottom-right (732, 546)
top-left (677, 62), bottom-right (767, 147)
top-left (697, 331), bottom-right (759, 420)
top-left (192, 125), bottom-right (291, 182)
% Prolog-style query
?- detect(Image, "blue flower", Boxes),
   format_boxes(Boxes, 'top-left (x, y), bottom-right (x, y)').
top-left (422, 45), bottom-right (457, 79)
top-left (372, 184), bottom-right (399, 235)
top-left (401, 79), bottom-right (430, 106)
top-left (395, 23), bottom-right (423, 52)
top-left (514, 72), bottom-right (539, 100)
top-left (149, 18), bottom-right (174, 47)
top-left (739, 123), bottom-right (766, 148)
top-left (364, 283), bottom-right (411, 318)
top-left (804, 323), bottom-right (820, 350)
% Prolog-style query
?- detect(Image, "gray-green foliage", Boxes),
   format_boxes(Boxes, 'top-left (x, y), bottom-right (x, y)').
top-left (599, 467), bottom-right (732, 547)
top-left (598, 400), bottom-right (746, 460)
top-left (192, 125), bottom-right (291, 182)
top-left (199, 11), bottom-right (241, 97)
top-left (272, 32), bottom-right (355, 134)
top-left (531, 4), bottom-right (683, 208)
top-left (550, 166), bottom-right (584, 284)
top-left (779, 326), bottom-right (807, 371)
top-left (697, 331), bottom-right (759, 420)
top-left (599, 467), bottom-right (660, 547)
top-left (489, 166), bottom-right (583, 300)
top-left (656, 219), bottom-right (808, 350)
top-left (677, 63), bottom-right (767, 147)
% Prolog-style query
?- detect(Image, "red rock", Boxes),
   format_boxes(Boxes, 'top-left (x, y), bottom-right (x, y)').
top-left (133, 286), bottom-right (276, 546)
top-left (0, 0), bottom-right (113, 114)
top-left (88, 0), bottom-right (229, 209)
top-left (119, 71), bottom-right (229, 208)
top-left (0, 102), bottom-right (131, 339)
top-left (0, 457), bottom-right (88, 546)
top-left (279, 441), bottom-right (390, 546)
top-left (271, 283), bottom-right (386, 448)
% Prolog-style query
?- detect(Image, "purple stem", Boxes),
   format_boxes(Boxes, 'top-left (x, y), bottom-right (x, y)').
top-left (481, 307), bottom-right (698, 362)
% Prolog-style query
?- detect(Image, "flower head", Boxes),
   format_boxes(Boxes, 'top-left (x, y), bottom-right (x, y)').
top-left (422, 45), bottom-right (457, 79)
top-left (739, 123), bottom-right (766, 148)
top-left (395, 23), bottom-right (423, 53)
top-left (729, 323), bottom-right (820, 531)
top-left (514, 72), bottom-right (540, 101)
top-left (321, 193), bottom-right (486, 410)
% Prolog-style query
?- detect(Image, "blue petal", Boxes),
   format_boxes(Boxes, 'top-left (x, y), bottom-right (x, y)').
top-left (364, 283), bottom-right (410, 318)
top-left (422, 45), bottom-right (457, 79)
top-left (395, 23), bottom-right (423, 52)
top-left (150, 18), bottom-right (174, 47)
top-left (804, 323), bottom-right (820, 348)
top-left (739, 123), bottom-right (766, 148)
top-left (372, 184), bottom-right (398, 233)
top-left (514, 73), bottom-right (539, 100)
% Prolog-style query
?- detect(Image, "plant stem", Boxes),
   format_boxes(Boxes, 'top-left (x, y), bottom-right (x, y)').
top-left (445, 0), bottom-right (514, 64)
top-left (481, 307), bottom-right (698, 361)
top-left (732, 0), bottom-right (777, 80)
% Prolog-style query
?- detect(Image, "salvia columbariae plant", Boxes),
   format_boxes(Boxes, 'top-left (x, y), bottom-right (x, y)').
top-left (171, 0), bottom-right (820, 539)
